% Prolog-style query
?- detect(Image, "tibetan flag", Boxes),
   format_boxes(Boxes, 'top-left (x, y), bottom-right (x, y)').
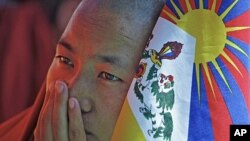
top-left (111, 10), bottom-right (196, 141)
top-left (112, 0), bottom-right (250, 141)
top-left (161, 0), bottom-right (250, 140)
top-left (164, 0), bottom-right (250, 140)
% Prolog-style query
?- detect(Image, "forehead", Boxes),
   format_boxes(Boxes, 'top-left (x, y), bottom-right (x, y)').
top-left (60, 11), bottom-right (143, 72)
top-left (64, 15), bottom-right (138, 55)
top-left (70, 0), bottom-right (151, 42)
top-left (62, 3), bottom-right (148, 54)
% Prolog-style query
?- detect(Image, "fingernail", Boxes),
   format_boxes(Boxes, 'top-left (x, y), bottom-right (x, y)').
top-left (55, 81), bottom-right (64, 93)
top-left (69, 98), bottom-right (75, 109)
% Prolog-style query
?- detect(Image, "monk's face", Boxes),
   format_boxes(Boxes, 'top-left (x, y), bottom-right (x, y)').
top-left (46, 2), bottom-right (151, 141)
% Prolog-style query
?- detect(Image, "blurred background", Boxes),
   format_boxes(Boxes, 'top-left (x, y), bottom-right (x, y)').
top-left (0, 0), bottom-right (80, 123)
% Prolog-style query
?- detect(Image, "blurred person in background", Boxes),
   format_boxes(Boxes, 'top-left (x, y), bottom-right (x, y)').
top-left (0, 0), bottom-right (80, 123)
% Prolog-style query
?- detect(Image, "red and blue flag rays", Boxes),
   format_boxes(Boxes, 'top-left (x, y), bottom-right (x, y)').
top-left (162, 0), bottom-right (250, 141)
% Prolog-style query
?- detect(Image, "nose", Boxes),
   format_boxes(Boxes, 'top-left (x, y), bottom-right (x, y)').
top-left (69, 83), bottom-right (94, 114)
top-left (68, 69), bottom-right (95, 114)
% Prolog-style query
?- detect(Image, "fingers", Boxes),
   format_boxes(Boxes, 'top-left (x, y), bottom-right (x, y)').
top-left (68, 97), bottom-right (87, 141)
top-left (52, 81), bottom-right (69, 141)
top-left (35, 80), bottom-right (86, 141)
top-left (35, 83), bottom-right (54, 141)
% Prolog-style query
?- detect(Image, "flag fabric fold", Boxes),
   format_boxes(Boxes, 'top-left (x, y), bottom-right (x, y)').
top-left (112, 0), bottom-right (250, 140)
top-left (112, 16), bottom-right (196, 141)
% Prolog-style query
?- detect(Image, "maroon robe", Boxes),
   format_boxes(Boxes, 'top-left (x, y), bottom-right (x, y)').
top-left (0, 2), bottom-right (55, 123)
top-left (0, 83), bottom-right (46, 141)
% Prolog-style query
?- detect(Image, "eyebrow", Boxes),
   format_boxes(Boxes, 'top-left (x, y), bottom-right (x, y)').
top-left (58, 40), bottom-right (75, 53)
top-left (96, 55), bottom-right (125, 69)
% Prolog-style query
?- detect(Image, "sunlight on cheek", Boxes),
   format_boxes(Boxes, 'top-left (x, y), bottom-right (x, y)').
top-left (46, 59), bottom-right (73, 84)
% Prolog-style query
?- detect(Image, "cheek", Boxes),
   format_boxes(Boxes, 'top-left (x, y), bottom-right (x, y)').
top-left (96, 83), bottom-right (128, 121)
top-left (46, 61), bottom-right (73, 88)
top-left (46, 63), bottom-right (56, 88)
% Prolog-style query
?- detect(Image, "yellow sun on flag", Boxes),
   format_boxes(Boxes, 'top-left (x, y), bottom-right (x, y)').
top-left (163, 0), bottom-right (250, 100)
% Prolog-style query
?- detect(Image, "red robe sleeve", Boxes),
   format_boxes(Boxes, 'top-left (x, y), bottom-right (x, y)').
top-left (0, 83), bottom-right (46, 141)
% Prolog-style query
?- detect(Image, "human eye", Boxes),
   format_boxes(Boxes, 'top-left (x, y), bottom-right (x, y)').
top-left (98, 71), bottom-right (122, 82)
top-left (56, 55), bottom-right (74, 68)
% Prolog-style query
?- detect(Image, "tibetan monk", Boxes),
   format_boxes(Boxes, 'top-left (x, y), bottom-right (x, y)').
top-left (0, 0), bottom-right (164, 141)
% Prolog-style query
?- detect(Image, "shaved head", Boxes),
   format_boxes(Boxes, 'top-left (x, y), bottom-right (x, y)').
top-left (47, 1), bottom-right (164, 141)
top-left (67, 0), bottom-right (164, 44)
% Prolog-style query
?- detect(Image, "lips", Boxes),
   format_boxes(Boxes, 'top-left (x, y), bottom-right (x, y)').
top-left (85, 129), bottom-right (92, 135)
top-left (85, 128), bottom-right (95, 141)
top-left (85, 128), bottom-right (99, 141)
